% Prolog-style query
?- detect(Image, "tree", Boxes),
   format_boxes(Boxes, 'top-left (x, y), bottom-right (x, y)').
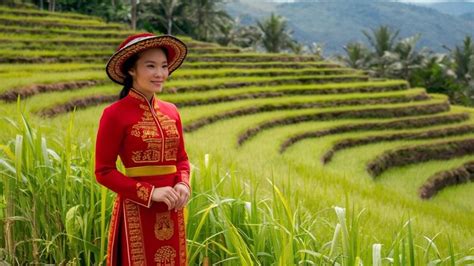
top-left (452, 36), bottom-right (474, 85)
top-left (453, 36), bottom-right (474, 105)
top-left (341, 42), bottom-right (370, 69)
top-left (288, 40), bottom-right (305, 55)
top-left (47, 0), bottom-right (55, 11)
top-left (257, 12), bottom-right (295, 53)
top-left (130, 0), bottom-right (137, 30)
top-left (389, 34), bottom-right (427, 80)
top-left (139, 0), bottom-right (188, 35)
top-left (214, 16), bottom-right (263, 52)
top-left (216, 17), bottom-right (238, 46)
top-left (362, 25), bottom-right (400, 77)
top-left (410, 53), bottom-right (460, 96)
top-left (363, 25), bottom-right (399, 57)
top-left (187, 0), bottom-right (232, 41)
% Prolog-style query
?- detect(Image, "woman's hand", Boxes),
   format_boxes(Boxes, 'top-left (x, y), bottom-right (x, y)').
top-left (173, 183), bottom-right (190, 210)
top-left (152, 186), bottom-right (180, 210)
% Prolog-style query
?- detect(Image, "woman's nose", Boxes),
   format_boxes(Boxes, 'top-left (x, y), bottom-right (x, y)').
top-left (154, 68), bottom-right (167, 78)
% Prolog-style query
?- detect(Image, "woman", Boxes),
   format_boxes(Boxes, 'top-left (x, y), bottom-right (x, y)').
top-left (95, 33), bottom-right (190, 265)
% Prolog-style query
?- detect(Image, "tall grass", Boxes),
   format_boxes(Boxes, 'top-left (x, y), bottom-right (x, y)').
top-left (0, 103), bottom-right (108, 264)
top-left (0, 106), bottom-right (473, 264)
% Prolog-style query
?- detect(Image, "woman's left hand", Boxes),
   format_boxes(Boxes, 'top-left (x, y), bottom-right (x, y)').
top-left (173, 183), bottom-right (190, 210)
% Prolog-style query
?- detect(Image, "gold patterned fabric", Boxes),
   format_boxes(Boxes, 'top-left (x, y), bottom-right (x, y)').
top-left (95, 87), bottom-right (190, 265)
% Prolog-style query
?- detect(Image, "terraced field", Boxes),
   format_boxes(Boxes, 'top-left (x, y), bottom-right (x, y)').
top-left (1, 5), bottom-right (473, 262)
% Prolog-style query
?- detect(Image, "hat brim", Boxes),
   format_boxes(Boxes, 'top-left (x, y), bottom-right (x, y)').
top-left (106, 35), bottom-right (188, 85)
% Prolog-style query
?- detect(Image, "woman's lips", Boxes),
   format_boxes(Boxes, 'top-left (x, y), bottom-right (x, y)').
top-left (151, 81), bottom-right (163, 85)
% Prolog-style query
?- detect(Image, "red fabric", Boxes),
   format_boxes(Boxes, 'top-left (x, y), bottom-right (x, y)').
top-left (95, 87), bottom-right (190, 265)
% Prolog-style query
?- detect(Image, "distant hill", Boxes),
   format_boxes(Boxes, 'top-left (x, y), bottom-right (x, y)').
top-left (420, 2), bottom-right (474, 16)
top-left (225, 1), bottom-right (474, 56)
top-left (461, 11), bottom-right (474, 23)
top-left (226, 0), bottom-right (274, 25)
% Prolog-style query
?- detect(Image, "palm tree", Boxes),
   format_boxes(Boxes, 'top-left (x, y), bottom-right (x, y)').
top-left (411, 53), bottom-right (459, 95)
top-left (452, 36), bottom-right (474, 85)
top-left (289, 40), bottom-right (305, 55)
top-left (362, 25), bottom-right (400, 77)
top-left (216, 17), bottom-right (263, 51)
top-left (342, 42), bottom-right (370, 69)
top-left (390, 34), bottom-right (427, 80)
top-left (453, 36), bottom-right (474, 105)
top-left (216, 16), bottom-right (241, 46)
top-left (257, 12), bottom-right (295, 53)
top-left (130, 0), bottom-right (137, 30)
top-left (187, 0), bottom-right (232, 41)
top-left (159, 0), bottom-right (186, 35)
top-left (47, 0), bottom-right (56, 11)
top-left (363, 25), bottom-right (399, 57)
top-left (139, 0), bottom-right (188, 35)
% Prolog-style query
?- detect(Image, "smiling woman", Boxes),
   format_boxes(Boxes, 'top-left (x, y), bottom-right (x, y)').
top-left (120, 47), bottom-right (169, 100)
top-left (96, 33), bottom-right (190, 265)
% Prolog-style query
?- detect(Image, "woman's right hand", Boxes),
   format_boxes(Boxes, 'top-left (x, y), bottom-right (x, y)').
top-left (152, 186), bottom-right (180, 210)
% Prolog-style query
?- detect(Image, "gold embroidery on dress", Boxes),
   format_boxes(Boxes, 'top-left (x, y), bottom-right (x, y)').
top-left (132, 148), bottom-right (161, 163)
top-left (164, 138), bottom-right (179, 161)
top-left (177, 210), bottom-right (187, 265)
top-left (154, 211), bottom-right (174, 240)
top-left (136, 183), bottom-right (150, 201)
top-left (129, 89), bottom-right (181, 163)
top-left (154, 246), bottom-right (176, 266)
top-left (153, 109), bottom-right (180, 161)
top-left (129, 90), bottom-right (146, 102)
top-left (131, 107), bottom-right (162, 163)
top-left (155, 112), bottom-right (179, 138)
top-left (124, 200), bottom-right (146, 265)
top-left (107, 196), bottom-right (121, 266)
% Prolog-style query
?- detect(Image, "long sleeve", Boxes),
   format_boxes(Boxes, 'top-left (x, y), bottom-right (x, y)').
top-left (174, 106), bottom-right (191, 191)
top-left (95, 106), bottom-right (155, 208)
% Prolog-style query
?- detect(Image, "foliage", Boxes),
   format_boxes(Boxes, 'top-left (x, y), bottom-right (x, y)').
top-left (1, 106), bottom-right (473, 264)
top-left (256, 12), bottom-right (295, 53)
top-left (215, 16), bottom-right (262, 49)
top-left (338, 25), bottom-right (474, 107)
top-left (137, 0), bottom-right (190, 35)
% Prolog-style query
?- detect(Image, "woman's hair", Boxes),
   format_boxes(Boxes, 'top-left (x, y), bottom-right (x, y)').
top-left (119, 47), bottom-right (169, 100)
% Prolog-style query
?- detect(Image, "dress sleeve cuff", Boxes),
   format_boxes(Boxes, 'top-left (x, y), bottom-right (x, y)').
top-left (176, 181), bottom-right (191, 193)
top-left (128, 182), bottom-right (154, 208)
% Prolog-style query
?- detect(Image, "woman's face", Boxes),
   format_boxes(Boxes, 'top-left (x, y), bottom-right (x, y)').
top-left (128, 47), bottom-right (169, 97)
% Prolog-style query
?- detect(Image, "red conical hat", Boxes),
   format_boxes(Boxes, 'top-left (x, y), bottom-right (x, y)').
top-left (106, 32), bottom-right (188, 85)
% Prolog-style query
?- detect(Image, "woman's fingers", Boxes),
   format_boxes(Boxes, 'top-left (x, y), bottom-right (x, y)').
top-left (175, 188), bottom-right (189, 210)
top-left (168, 189), bottom-right (179, 202)
top-left (166, 189), bottom-right (179, 208)
top-left (152, 186), bottom-right (183, 209)
top-left (163, 198), bottom-right (172, 210)
top-left (176, 192), bottom-right (186, 210)
top-left (173, 194), bottom-right (182, 210)
top-left (153, 185), bottom-right (189, 210)
top-left (164, 195), bottom-right (174, 209)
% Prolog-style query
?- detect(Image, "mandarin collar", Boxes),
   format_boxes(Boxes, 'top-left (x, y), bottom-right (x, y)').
top-left (128, 87), bottom-right (160, 110)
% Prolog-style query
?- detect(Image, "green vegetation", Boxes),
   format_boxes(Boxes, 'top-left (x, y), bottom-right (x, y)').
top-left (1, 112), bottom-right (473, 264)
top-left (0, 4), bottom-right (473, 264)
top-left (339, 25), bottom-right (474, 107)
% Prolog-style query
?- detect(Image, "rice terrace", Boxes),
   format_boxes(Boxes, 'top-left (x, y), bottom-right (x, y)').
top-left (0, 1), bottom-right (474, 265)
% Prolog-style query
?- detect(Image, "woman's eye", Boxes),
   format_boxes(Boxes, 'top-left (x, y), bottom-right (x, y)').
top-left (147, 65), bottom-right (155, 68)
top-left (162, 65), bottom-right (168, 68)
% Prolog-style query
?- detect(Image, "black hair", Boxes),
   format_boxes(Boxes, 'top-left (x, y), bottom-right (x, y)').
top-left (118, 47), bottom-right (170, 100)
